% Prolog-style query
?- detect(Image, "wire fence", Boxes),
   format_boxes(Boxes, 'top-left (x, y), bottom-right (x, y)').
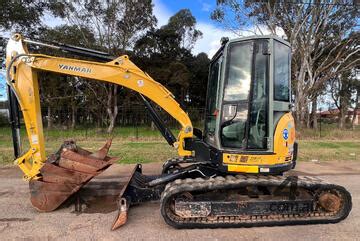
top-left (0, 102), bottom-right (206, 134)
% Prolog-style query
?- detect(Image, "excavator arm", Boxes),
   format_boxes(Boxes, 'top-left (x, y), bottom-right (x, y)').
top-left (6, 33), bottom-right (193, 180)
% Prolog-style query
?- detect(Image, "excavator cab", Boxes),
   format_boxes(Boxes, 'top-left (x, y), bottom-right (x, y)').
top-left (197, 36), bottom-right (297, 174)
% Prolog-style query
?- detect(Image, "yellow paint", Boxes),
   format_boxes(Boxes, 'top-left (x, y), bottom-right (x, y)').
top-left (227, 165), bottom-right (258, 173)
top-left (223, 113), bottom-right (296, 173)
top-left (6, 34), bottom-right (193, 179)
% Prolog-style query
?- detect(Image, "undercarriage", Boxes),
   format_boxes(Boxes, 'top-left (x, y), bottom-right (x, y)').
top-left (112, 160), bottom-right (352, 230)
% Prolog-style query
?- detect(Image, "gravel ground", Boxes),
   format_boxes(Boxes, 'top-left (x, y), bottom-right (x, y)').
top-left (0, 161), bottom-right (359, 241)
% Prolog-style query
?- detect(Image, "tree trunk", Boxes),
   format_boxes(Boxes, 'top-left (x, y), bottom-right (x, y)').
top-left (311, 98), bottom-right (318, 130)
top-left (295, 92), bottom-right (302, 125)
top-left (107, 113), bottom-right (116, 133)
top-left (71, 103), bottom-right (76, 130)
top-left (338, 94), bottom-right (350, 129)
top-left (338, 96), bottom-right (346, 129)
top-left (352, 89), bottom-right (359, 129)
top-left (300, 103), bottom-right (308, 128)
top-left (96, 114), bottom-right (101, 128)
top-left (47, 105), bottom-right (52, 129)
top-left (106, 84), bottom-right (118, 133)
top-left (295, 61), bottom-right (307, 128)
top-left (339, 109), bottom-right (346, 129)
top-left (306, 107), bottom-right (311, 128)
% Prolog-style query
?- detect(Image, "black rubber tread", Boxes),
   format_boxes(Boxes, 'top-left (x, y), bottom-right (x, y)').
top-left (160, 175), bottom-right (352, 229)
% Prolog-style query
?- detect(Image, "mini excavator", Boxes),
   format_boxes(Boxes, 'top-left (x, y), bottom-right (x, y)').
top-left (5, 33), bottom-right (351, 230)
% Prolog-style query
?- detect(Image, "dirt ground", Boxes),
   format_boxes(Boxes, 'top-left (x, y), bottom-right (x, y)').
top-left (0, 161), bottom-right (359, 241)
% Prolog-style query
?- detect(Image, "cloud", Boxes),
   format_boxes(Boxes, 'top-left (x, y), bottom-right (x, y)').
top-left (201, 3), bottom-right (211, 12)
top-left (192, 22), bottom-right (238, 58)
top-left (153, 0), bottom-right (172, 27)
top-left (193, 23), bottom-right (288, 58)
top-left (42, 10), bottom-right (65, 28)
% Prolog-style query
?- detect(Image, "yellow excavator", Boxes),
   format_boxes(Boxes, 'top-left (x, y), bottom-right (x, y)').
top-left (5, 33), bottom-right (351, 230)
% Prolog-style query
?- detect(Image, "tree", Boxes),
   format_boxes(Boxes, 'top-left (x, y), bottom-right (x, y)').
top-left (134, 9), bottom-right (204, 105)
top-left (188, 53), bottom-right (210, 108)
top-left (329, 68), bottom-right (360, 129)
top-left (166, 9), bottom-right (203, 50)
top-left (0, 0), bottom-right (46, 34)
top-left (50, 0), bottom-right (157, 132)
top-left (212, 1), bottom-right (360, 128)
top-left (35, 25), bottom-right (98, 129)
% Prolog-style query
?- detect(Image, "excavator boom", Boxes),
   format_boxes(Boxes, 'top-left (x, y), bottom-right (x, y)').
top-left (6, 33), bottom-right (193, 180)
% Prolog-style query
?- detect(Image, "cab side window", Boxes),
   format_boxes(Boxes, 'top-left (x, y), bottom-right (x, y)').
top-left (274, 41), bottom-right (290, 101)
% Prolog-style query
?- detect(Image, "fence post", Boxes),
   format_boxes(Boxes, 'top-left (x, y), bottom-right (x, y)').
top-left (319, 107), bottom-right (322, 138)
top-left (135, 112), bottom-right (139, 140)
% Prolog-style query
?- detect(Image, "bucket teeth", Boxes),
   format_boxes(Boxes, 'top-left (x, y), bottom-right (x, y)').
top-left (90, 139), bottom-right (112, 160)
top-left (111, 198), bottom-right (129, 230)
top-left (29, 139), bottom-right (117, 212)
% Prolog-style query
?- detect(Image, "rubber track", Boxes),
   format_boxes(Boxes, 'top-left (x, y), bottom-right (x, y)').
top-left (160, 175), bottom-right (352, 229)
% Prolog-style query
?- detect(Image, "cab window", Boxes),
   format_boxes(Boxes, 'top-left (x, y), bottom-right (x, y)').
top-left (274, 41), bottom-right (290, 101)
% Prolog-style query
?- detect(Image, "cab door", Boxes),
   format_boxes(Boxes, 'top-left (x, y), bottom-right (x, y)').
top-left (204, 56), bottom-right (222, 147)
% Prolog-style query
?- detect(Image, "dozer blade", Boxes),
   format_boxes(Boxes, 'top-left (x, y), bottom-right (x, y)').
top-left (111, 164), bottom-right (141, 230)
top-left (29, 139), bottom-right (118, 212)
top-left (111, 164), bottom-right (165, 230)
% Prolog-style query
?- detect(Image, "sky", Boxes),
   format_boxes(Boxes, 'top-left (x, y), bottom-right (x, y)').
top-left (0, 81), bottom-right (5, 101)
top-left (0, 67), bottom-right (6, 101)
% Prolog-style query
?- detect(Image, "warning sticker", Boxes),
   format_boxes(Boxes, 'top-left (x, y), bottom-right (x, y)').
top-left (31, 135), bottom-right (39, 144)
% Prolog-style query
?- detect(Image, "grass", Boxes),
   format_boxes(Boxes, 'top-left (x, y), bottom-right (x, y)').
top-left (295, 124), bottom-right (360, 162)
top-left (0, 124), bottom-right (360, 166)
top-left (0, 126), bottom-right (177, 165)
top-left (297, 140), bottom-right (360, 162)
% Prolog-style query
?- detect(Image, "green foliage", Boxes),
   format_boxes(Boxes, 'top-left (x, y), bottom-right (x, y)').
top-left (166, 9), bottom-right (203, 50)
top-left (0, 0), bottom-right (46, 32)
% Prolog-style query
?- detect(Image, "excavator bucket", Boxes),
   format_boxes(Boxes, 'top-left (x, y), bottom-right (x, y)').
top-left (29, 139), bottom-right (118, 212)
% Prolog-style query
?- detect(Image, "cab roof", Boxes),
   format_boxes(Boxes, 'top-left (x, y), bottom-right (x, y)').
top-left (211, 35), bottom-right (290, 62)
